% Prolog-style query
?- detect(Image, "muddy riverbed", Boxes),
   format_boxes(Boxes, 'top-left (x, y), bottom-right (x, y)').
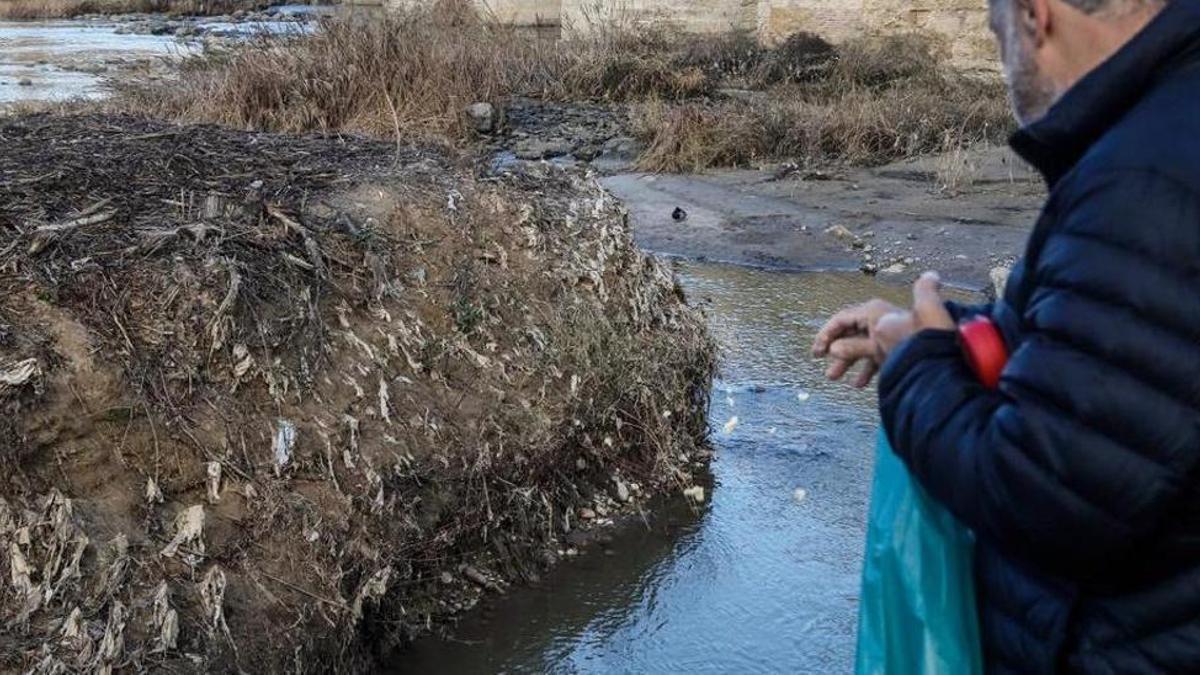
top-left (607, 147), bottom-right (1043, 293)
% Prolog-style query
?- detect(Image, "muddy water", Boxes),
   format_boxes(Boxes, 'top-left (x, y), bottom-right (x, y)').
top-left (401, 263), bottom-right (916, 673)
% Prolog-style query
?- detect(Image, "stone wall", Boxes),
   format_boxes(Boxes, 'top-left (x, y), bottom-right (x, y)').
top-left (394, 0), bottom-right (995, 68)
top-left (859, 0), bottom-right (993, 67)
top-left (477, 0), bottom-right (561, 25)
top-left (560, 0), bottom-right (755, 33)
top-left (760, 0), bottom-right (992, 67)
top-left (756, 0), bottom-right (866, 44)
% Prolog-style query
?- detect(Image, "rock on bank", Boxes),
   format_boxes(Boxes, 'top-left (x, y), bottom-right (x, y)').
top-left (0, 114), bottom-right (715, 672)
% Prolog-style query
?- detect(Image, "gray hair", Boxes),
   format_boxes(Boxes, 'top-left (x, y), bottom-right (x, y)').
top-left (1065, 0), bottom-right (1112, 12)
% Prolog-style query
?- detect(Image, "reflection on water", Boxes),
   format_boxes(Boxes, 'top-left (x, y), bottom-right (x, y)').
top-left (401, 263), bottom-right (919, 674)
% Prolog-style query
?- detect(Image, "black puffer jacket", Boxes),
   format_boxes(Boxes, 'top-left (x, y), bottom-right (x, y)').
top-left (878, 4), bottom-right (1200, 673)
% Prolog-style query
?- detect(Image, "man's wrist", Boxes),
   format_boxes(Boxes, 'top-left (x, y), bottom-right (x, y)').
top-left (878, 329), bottom-right (961, 395)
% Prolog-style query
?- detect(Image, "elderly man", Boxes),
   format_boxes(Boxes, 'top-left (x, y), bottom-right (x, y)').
top-left (814, 0), bottom-right (1200, 671)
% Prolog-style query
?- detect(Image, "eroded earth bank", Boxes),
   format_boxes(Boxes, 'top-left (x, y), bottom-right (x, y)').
top-left (0, 114), bottom-right (715, 672)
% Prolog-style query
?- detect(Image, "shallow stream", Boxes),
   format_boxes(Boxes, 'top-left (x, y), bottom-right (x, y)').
top-left (401, 264), bottom-right (913, 673)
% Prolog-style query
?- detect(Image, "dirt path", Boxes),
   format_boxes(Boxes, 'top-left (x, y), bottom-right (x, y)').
top-left (607, 145), bottom-right (1045, 293)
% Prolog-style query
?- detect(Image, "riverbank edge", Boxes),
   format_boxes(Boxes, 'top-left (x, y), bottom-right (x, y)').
top-left (0, 112), bottom-right (718, 672)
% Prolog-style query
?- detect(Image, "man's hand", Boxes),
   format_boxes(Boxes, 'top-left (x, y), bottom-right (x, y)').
top-left (813, 272), bottom-right (955, 388)
top-left (812, 298), bottom-right (903, 388)
top-left (875, 272), bottom-right (955, 354)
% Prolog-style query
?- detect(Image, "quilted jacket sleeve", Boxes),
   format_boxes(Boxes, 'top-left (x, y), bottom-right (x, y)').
top-left (879, 169), bottom-right (1200, 576)
top-left (946, 301), bottom-right (993, 323)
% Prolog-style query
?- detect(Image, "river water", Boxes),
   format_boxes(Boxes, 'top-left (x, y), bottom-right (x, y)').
top-left (0, 20), bottom-right (177, 102)
top-left (0, 6), bottom-right (321, 104)
top-left (401, 264), bottom-right (913, 673)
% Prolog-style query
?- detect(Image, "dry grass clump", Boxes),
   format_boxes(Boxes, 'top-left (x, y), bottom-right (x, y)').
top-left (676, 30), bottom-right (838, 86)
top-left (833, 33), bottom-right (945, 87)
top-left (0, 0), bottom-right (263, 19)
top-left (555, 21), bottom-right (713, 100)
top-left (117, 1), bottom-right (544, 138)
top-left (116, 0), bottom-right (711, 139)
top-left (635, 35), bottom-right (1012, 172)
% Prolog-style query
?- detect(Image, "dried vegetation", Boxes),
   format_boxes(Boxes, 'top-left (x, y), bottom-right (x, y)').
top-left (115, 0), bottom-right (712, 140)
top-left (634, 34), bottom-right (1011, 171)
top-left (113, 0), bottom-right (1013, 171)
top-left (0, 113), bottom-right (715, 671)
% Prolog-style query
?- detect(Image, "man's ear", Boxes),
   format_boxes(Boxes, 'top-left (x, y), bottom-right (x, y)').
top-left (1022, 0), bottom-right (1053, 46)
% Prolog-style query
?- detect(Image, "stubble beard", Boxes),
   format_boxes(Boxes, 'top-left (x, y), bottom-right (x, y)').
top-left (1002, 29), bottom-right (1061, 127)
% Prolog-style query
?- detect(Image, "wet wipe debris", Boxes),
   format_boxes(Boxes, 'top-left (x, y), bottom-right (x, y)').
top-left (0, 113), bottom-right (716, 671)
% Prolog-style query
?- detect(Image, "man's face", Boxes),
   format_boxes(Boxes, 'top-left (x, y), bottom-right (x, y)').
top-left (990, 0), bottom-right (1060, 126)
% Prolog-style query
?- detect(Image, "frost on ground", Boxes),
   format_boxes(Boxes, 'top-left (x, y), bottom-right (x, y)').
top-left (0, 114), bottom-right (716, 672)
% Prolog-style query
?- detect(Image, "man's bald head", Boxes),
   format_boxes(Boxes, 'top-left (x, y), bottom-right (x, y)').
top-left (988, 0), bottom-right (1164, 125)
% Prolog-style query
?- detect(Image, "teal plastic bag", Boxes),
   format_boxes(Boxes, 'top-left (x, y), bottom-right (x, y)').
top-left (855, 431), bottom-right (983, 675)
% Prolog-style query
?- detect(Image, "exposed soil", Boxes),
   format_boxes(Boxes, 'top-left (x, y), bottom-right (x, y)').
top-left (0, 113), bottom-right (715, 672)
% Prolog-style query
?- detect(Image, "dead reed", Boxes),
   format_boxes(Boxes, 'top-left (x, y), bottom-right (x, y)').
top-left (635, 35), bottom-right (1012, 171)
top-left (116, 0), bottom-right (712, 138)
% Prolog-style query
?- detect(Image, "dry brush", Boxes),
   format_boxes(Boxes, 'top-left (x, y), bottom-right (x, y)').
top-left (112, 1), bottom-right (1013, 171)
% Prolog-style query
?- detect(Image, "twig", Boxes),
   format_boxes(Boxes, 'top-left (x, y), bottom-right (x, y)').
top-left (35, 209), bottom-right (117, 235)
top-left (176, 419), bottom-right (253, 483)
top-left (381, 81), bottom-right (404, 163)
top-left (259, 573), bottom-right (349, 610)
top-left (128, 131), bottom-right (179, 142)
top-left (265, 204), bottom-right (304, 233)
top-left (11, 171), bottom-right (59, 186)
top-left (142, 400), bottom-right (161, 483)
top-left (76, 197), bottom-right (115, 219)
top-left (266, 205), bottom-right (326, 278)
top-left (111, 310), bottom-right (135, 354)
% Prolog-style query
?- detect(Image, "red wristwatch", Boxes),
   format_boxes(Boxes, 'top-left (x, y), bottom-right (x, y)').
top-left (958, 316), bottom-right (1007, 389)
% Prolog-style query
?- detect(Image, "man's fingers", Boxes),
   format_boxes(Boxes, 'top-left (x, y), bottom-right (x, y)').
top-left (873, 310), bottom-right (915, 357)
top-left (813, 308), bottom-right (865, 356)
top-left (826, 358), bottom-right (853, 381)
top-left (912, 271), bottom-right (955, 330)
top-left (854, 361), bottom-right (879, 389)
top-left (828, 336), bottom-right (876, 362)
